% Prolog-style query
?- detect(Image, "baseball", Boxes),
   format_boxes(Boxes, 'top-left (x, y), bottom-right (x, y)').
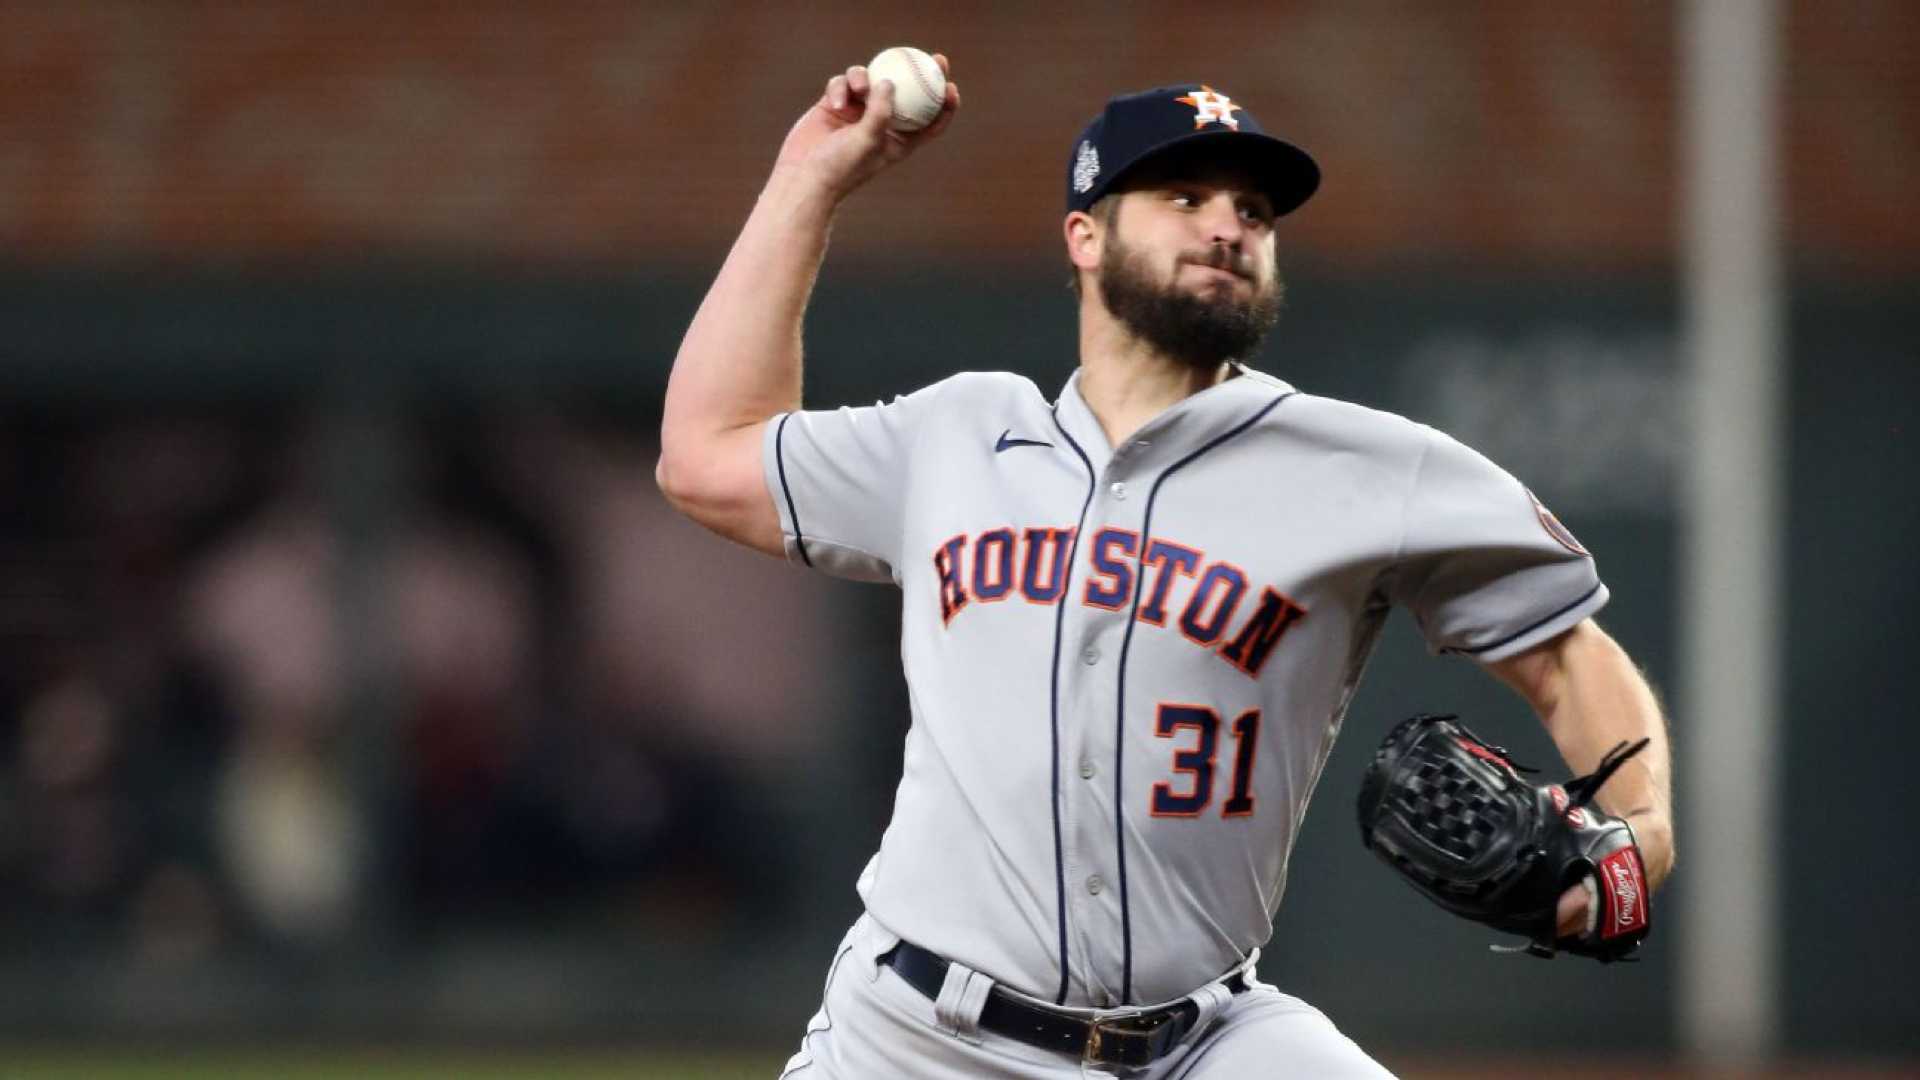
top-left (866, 46), bottom-right (946, 132)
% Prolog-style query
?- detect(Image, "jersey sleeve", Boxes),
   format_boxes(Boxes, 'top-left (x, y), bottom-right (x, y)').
top-left (1386, 426), bottom-right (1609, 662)
top-left (761, 377), bottom-right (950, 584)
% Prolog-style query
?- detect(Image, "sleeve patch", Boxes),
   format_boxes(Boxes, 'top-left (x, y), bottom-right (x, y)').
top-left (1529, 488), bottom-right (1589, 557)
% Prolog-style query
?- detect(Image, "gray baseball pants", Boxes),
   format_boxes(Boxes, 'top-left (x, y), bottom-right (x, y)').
top-left (779, 914), bottom-right (1395, 1079)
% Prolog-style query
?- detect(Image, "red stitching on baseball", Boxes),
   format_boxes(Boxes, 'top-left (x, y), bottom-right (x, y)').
top-left (898, 51), bottom-right (941, 126)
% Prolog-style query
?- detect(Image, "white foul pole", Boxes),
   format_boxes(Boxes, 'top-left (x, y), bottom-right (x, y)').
top-left (1679, 0), bottom-right (1784, 1065)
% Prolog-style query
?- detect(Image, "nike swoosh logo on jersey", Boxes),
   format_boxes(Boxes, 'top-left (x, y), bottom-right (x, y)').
top-left (995, 429), bottom-right (1054, 452)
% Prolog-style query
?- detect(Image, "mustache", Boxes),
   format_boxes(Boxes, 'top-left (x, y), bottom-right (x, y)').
top-left (1177, 248), bottom-right (1255, 281)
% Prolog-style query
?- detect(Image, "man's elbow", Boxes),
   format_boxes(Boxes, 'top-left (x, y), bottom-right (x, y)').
top-left (655, 442), bottom-right (752, 529)
top-left (655, 448), bottom-right (707, 518)
top-left (654, 421), bottom-right (781, 555)
top-left (654, 450), bottom-right (680, 502)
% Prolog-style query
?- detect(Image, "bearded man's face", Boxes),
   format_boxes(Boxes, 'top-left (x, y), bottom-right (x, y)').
top-left (1093, 174), bottom-right (1285, 370)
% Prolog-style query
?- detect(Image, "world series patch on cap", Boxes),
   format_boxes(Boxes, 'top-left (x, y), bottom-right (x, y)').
top-left (1066, 84), bottom-right (1320, 216)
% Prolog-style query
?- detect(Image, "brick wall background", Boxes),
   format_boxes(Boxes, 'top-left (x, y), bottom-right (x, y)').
top-left (0, 0), bottom-right (1911, 268)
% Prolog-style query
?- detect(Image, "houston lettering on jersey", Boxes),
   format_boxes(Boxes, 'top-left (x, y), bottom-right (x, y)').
top-left (933, 525), bottom-right (1308, 678)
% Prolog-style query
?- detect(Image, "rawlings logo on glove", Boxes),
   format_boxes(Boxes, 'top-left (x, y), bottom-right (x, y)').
top-left (1356, 713), bottom-right (1652, 962)
top-left (1597, 846), bottom-right (1648, 939)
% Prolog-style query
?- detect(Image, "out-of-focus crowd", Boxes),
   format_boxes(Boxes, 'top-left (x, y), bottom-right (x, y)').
top-left (0, 408), bottom-right (842, 969)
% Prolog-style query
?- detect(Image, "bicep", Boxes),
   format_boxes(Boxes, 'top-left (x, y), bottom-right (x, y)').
top-left (666, 375), bottom-right (966, 579)
top-left (656, 419), bottom-right (786, 559)
top-left (1393, 428), bottom-right (1608, 660)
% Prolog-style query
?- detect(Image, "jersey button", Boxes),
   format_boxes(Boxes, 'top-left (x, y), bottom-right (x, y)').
top-left (1087, 874), bottom-right (1104, 895)
top-left (1109, 482), bottom-right (1127, 500)
top-left (1079, 759), bottom-right (1095, 780)
top-left (1082, 646), bottom-right (1100, 666)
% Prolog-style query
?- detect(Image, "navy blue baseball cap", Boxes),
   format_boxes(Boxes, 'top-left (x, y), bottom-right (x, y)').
top-left (1066, 84), bottom-right (1319, 217)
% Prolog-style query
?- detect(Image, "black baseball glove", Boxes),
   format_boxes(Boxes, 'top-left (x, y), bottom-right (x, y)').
top-left (1356, 714), bottom-right (1652, 962)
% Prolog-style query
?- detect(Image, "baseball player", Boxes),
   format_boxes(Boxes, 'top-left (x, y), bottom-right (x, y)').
top-left (658, 57), bottom-right (1674, 1078)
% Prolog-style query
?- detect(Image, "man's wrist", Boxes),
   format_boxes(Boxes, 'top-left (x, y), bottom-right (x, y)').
top-left (763, 163), bottom-right (850, 221)
top-left (1625, 812), bottom-right (1675, 889)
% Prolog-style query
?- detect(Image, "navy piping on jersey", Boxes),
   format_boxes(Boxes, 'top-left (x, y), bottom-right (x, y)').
top-left (1453, 580), bottom-right (1604, 657)
top-left (1047, 403), bottom-right (1099, 1006)
top-left (1112, 390), bottom-right (1294, 1004)
top-left (774, 413), bottom-right (813, 568)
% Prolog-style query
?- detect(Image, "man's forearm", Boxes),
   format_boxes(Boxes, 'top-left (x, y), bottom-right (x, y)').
top-left (1532, 622), bottom-right (1676, 887)
top-left (660, 167), bottom-right (837, 468)
top-left (654, 67), bottom-right (954, 553)
top-left (1491, 620), bottom-right (1675, 888)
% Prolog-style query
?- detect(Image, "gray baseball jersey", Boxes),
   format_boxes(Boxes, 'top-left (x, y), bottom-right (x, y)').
top-left (762, 363), bottom-right (1606, 1009)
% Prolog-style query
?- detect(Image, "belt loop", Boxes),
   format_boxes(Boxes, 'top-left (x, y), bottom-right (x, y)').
top-left (1239, 947), bottom-right (1272, 992)
top-left (933, 959), bottom-right (993, 1044)
top-left (1183, 981), bottom-right (1233, 1040)
top-left (859, 915), bottom-right (901, 983)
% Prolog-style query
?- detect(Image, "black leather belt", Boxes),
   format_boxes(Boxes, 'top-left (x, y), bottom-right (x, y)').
top-left (880, 940), bottom-right (1248, 1068)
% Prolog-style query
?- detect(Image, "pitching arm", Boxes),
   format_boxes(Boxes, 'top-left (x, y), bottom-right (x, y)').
top-left (657, 60), bottom-right (959, 556)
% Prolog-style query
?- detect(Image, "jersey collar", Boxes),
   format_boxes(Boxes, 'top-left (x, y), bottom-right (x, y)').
top-left (1053, 362), bottom-right (1296, 475)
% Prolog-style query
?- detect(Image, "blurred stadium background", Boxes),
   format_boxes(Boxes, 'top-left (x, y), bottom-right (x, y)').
top-left (0, 1), bottom-right (1913, 1076)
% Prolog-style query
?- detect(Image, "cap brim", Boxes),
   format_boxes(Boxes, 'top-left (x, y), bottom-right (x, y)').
top-left (1098, 129), bottom-right (1321, 218)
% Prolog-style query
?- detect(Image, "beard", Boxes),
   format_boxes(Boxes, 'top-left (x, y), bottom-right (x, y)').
top-left (1096, 231), bottom-right (1284, 371)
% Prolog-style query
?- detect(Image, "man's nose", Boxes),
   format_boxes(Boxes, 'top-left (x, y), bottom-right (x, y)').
top-left (1197, 195), bottom-right (1245, 248)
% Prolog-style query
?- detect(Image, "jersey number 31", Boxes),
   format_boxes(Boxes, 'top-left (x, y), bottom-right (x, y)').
top-left (1150, 704), bottom-right (1260, 818)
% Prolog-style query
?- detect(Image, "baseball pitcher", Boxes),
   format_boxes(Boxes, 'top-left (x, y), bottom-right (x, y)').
top-left (657, 55), bottom-right (1675, 1078)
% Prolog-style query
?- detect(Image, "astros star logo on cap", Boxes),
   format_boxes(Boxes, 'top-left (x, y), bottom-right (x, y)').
top-left (1174, 86), bottom-right (1240, 130)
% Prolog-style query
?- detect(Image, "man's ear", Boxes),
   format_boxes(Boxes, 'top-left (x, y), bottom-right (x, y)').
top-left (1064, 209), bottom-right (1102, 274)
